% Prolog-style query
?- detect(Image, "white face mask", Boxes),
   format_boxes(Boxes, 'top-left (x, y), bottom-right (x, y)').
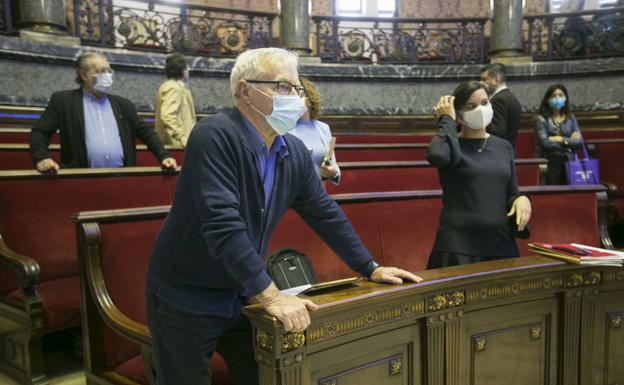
top-left (461, 103), bottom-right (493, 130)
top-left (93, 73), bottom-right (113, 94)
top-left (249, 86), bottom-right (307, 135)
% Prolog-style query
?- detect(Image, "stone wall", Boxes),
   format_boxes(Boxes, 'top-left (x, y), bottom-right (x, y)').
top-left (1, 36), bottom-right (623, 115)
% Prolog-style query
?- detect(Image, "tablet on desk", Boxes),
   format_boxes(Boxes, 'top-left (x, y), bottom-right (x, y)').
top-left (280, 277), bottom-right (362, 296)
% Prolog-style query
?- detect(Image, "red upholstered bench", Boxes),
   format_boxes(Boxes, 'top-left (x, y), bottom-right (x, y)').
top-left (0, 144), bottom-right (185, 170)
top-left (587, 139), bottom-right (624, 225)
top-left (327, 159), bottom-right (547, 194)
top-left (0, 168), bottom-right (178, 384)
top-left (71, 184), bottom-right (611, 385)
top-left (0, 129), bottom-right (60, 144)
top-left (74, 207), bottom-right (231, 385)
top-left (268, 185), bottom-right (612, 281)
top-left (334, 143), bottom-right (429, 162)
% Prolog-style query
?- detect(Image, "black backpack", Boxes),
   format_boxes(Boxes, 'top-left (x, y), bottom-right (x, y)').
top-left (265, 248), bottom-right (317, 290)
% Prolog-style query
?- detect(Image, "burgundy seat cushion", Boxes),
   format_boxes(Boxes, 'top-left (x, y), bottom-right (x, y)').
top-left (113, 352), bottom-right (231, 385)
top-left (517, 192), bottom-right (601, 255)
top-left (8, 276), bottom-right (81, 330)
top-left (98, 219), bottom-right (232, 383)
top-left (327, 167), bottom-right (440, 194)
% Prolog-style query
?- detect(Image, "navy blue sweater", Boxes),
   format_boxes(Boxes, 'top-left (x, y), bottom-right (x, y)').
top-left (146, 108), bottom-right (374, 316)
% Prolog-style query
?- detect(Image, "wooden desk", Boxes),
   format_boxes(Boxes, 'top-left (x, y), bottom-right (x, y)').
top-left (243, 257), bottom-right (624, 385)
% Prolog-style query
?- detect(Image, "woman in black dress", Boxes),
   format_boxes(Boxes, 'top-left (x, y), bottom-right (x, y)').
top-left (426, 81), bottom-right (532, 269)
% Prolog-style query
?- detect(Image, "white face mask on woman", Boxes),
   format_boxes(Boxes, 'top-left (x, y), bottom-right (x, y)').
top-left (461, 103), bottom-right (494, 130)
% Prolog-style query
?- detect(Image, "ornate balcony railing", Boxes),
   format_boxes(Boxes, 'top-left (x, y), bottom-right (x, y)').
top-left (311, 15), bottom-right (487, 64)
top-left (72, 0), bottom-right (276, 56)
top-left (525, 7), bottom-right (624, 60)
top-left (0, 0), bottom-right (13, 35)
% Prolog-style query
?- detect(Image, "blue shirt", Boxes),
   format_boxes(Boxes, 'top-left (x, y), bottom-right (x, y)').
top-left (242, 118), bottom-right (289, 209)
top-left (82, 90), bottom-right (124, 167)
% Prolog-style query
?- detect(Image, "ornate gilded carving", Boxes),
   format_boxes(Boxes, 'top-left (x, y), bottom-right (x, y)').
top-left (567, 272), bottom-right (601, 288)
top-left (281, 332), bottom-right (305, 353)
top-left (308, 301), bottom-right (423, 343)
top-left (428, 291), bottom-right (465, 311)
top-left (468, 276), bottom-right (565, 302)
top-left (474, 336), bottom-right (487, 352)
top-left (530, 326), bottom-right (542, 340)
top-left (389, 358), bottom-right (402, 376)
top-left (609, 313), bottom-right (623, 329)
top-left (430, 294), bottom-right (447, 311)
top-left (256, 329), bottom-right (274, 353)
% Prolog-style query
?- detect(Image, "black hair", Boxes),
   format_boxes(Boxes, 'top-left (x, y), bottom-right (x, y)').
top-left (452, 80), bottom-right (487, 112)
top-left (539, 84), bottom-right (571, 117)
top-left (481, 63), bottom-right (507, 82)
top-left (165, 54), bottom-right (187, 79)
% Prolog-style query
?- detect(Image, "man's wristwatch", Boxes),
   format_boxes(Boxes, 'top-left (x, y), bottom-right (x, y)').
top-left (362, 261), bottom-right (380, 279)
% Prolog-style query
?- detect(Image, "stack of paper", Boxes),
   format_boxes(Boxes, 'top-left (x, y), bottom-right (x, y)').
top-left (529, 243), bottom-right (624, 267)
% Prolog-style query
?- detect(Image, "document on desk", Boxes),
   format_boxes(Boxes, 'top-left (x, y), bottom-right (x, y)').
top-left (279, 277), bottom-right (362, 296)
top-left (281, 284), bottom-right (312, 296)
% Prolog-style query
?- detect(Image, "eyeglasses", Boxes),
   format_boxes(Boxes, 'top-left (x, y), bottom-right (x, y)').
top-left (245, 80), bottom-right (305, 98)
top-left (90, 68), bottom-right (114, 75)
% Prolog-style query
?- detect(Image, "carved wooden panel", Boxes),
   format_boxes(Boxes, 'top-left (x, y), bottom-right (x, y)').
top-left (309, 326), bottom-right (415, 385)
top-left (459, 299), bottom-right (558, 385)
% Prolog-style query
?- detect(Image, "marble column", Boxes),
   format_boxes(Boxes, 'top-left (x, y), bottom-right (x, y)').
top-left (280, 0), bottom-right (311, 54)
top-left (490, 0), bottom-right (525, 59)
top-left (17, 0), bottom-right (68, 34)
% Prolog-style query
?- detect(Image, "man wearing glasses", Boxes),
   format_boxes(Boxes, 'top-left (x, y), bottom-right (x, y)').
top-left (29, 52), bottom-right (177, 173)
top-left (145, 47), bottom-right (423, 385)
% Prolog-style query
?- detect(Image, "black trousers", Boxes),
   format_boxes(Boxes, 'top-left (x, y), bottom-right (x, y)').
top-left (147, 296), bottom-right (259, 385)
top-left (545, 152), bottom-right (570, 185)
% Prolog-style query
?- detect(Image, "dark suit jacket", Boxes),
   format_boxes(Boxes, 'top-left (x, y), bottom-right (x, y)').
top-left (488, 88), bottom-right (522, 145)
top-left (29, 89), bottom-right (169, 167)
top-left (146, 108), bottom-right (375, 317)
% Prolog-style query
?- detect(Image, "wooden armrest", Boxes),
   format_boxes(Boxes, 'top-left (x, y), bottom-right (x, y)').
top-left (0, 234), bottom-right (40, 290)
top-left (600, 180), bottom-right (618, 197)
top-left (82, 223), bottom-right (151, 347)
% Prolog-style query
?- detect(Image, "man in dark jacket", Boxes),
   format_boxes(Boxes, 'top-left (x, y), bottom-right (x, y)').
top-left (29, 52), bottom-right (176, 173)
top-left (481, 63), bottom-right (522, 145)
top-left (145, 47), bottom-right (422, 385)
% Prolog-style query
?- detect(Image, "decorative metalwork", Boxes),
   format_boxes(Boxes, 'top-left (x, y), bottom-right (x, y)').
top-left (474, 336), bottom-right (487, 352)
top-left (428, 291), bottom-right (465, 311)
top-left (525, 7), bottom-right (624, 61)
top-left (389, 357), bottom-right (402, 376)
top-left (256, 329), bottom-right (274, 353)
top-left (311, 16), bottom-right (486, 64)
top-left (72, 0), bottom-right (275, 56)
top-left (530, 326), bottom-right (542, 340)
top-left (281, 332), bottom-right (305, 353)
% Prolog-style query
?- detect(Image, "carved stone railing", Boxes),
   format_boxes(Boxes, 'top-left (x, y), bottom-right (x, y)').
top-left (72, 0), bottom-right (276, 56)
top-left (524, 7), bottom-right (624, 60)
top-left (311, 15), bottom-right (487, 64)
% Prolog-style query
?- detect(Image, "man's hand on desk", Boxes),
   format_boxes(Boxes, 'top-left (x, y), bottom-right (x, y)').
top-left (254, 282), bottom-right (319, 332)
top-left (369, 267), bottom-right (423, 285)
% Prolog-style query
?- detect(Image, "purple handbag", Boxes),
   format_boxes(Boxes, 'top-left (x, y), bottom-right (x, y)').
top-left (565, 142), bottom-right (600, 185)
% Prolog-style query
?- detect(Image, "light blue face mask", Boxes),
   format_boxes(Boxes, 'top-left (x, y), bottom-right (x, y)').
top-left (249, 86), bottom-right (307, 135)
top-left (94, 73), bottom-right (113, 94)
top-left (548, 96), bottom-right (566, 110)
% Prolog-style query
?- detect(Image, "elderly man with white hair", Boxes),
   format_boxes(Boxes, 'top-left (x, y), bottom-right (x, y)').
top-left (145, 47), bottom-right (422, 385)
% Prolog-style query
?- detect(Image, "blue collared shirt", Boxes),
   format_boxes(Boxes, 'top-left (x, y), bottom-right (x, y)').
top-left (82, 89), bottom-right (124, 167)
top-left (242, 118), bottom-right (289, 209)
